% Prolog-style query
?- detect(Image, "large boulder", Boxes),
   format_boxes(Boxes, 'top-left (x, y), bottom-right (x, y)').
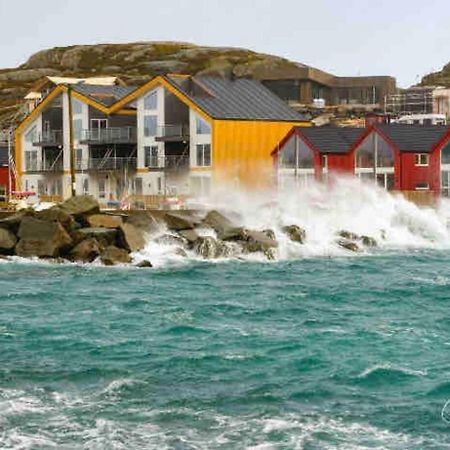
top-left (125, 211), bottom-right (161, 232)
top-left (100, 245), bottom-right (132, 266)
top-left (87, 214), bottom-right (123, 229)
top-left (203, 210), bottom-right (238, 239)
top-left (178, 229), bottom-right (200, 245)
top-left (72, 228), bottom-right (117, 247)
top-left (37, 206), bottom-right (76, 232)
top-left (242, 230), bottom-right (278, 260)
top-left (337, 239), bottom-right (360, 252)
top-left (155, 233), bottom-right (188, 248)
top-left (15, 216), bottom-right (73, 257)
top-left (118, 223), bottom-right (146, 252)
top-left (69, 238), bottom-right (102, 263)
top-left (0, 209), bottom-right (35, 233)
top-left (0, 228), bottom-right (17, 254)
top-left (60, 195), bottom-right (100, 218)
top-left (361, 235), bottom-right (378, 247)
top-left (337, 230), bottom-right (360, 241)
top-left (282, 225), bottom-right (306, 244)
top-left (193, 236), bottom-right (231, 259)
top-left (163, 212), bottom-right (199, 231)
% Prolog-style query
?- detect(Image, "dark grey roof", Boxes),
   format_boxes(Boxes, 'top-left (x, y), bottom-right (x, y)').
top-left (296, 126), bottom-right (365, 154)
top-left (167, 76), bottom-right (307, 122)
top-left (0, 146), bottom-right (8, 166)
top-left (376, 124), bottom-right (450, 152)
top-left (72, 84), bottom-right (136, 107)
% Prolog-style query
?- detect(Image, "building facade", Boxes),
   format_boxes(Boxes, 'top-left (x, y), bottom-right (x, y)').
top-left (273, 124), bottom-right (450, 196)
top-left (15, 75), bottom-right (309, 206)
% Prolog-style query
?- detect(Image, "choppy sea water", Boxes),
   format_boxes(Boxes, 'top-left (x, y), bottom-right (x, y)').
top-left (1, 251), bottom-right (450, 449)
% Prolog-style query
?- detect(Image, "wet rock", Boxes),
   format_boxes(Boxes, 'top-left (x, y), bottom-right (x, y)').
top-left (87, 214), bottom-right (123, 229)
top-left (126, 211), bottom-right (161, 232)
top-left (337, 230), bottom-right (360, 241)
top-left (193, 236), bottom-right (231, 259)
top-left (282, 225), bottom-right (306, 244)
top-left (69, 238), bottom-right (102, 263)
top-left (0, 209), bottom-right (35, 233)
top-left (60, 195), bottom-right (100, 218)
top-left (240, 230), bottom-right (278, 260)
top-left (16, 216), bottom-right (73, 258)
top-left (118, 223), bottom-right (146, 252)
top-left (202, 210), bottom-right (242, 240)
top-left (37, 206), bottom-right (76, 232)
top-left (72, 228), bottom-right (117, 248)
top-left (178, 229), bottom-right (199, 245)
top-left (164, 212), bottom-right (199, 231)
top-left (136, 260), bottom-right (153, 268)
top-left (262, 229), bottom-right (276, 240)
top-left (361, 236), bottom-right (377, 247)
top-left (100, 245), bottom-right (132, 266)
top-left (337, 239), bottom-right (360, 252)
top-left (0, 228), bottom-right (17, 254)
top-left (175, 247), bottom-right (188, 257)
top-left (155, 233), bottom-right (188, 248)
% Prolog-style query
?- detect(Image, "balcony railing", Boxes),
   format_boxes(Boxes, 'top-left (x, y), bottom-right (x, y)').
top-left (80, 127), bottom-right (137, 144)
top-left (32, 130), bottom-right (63, 147)
top-left (25, 159), bottom-right (64, 172)
top-left (146, 155), bottom-right (190, 171)
top-left (155, 124), bottom-right (189, 141)
top-left (88, 157), bottom-right (137, 171)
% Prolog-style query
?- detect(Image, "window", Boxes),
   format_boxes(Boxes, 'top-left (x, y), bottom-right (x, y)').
top-left (98, 178), bottom-right (106, 199)
top-left (83, 178), bottom-right (89, 195)
top-left (134, 178), bottom-right (143, 195)
top-left (196, 116), bottom-right (211, 134)
top-left (75, 148), bottom-right (83, 170)
top-left (37, 180), bottom-right (45, 196)
top-left (25, 150), bottom-right (38, 171)
top-left (25, 126), bottom-right (36, 142)
top-left (321, 155), bottom-right (328, 169)
top-left (415, 153), bottom-right (429, 166)
top-left (144, 91), bottom-right (157, 110)
top-left (72, 98), bottom-right (83, 115)
top-left (196, 144), bottom-right (211, 167)
top-left (73, 119), bottom-right (83, 140)
top-left (144, 146), bottom-right (160, 167)
top-left (144, 115), bottom-right (157, 137)
top-left (415, 183), bottom-right (430, 190)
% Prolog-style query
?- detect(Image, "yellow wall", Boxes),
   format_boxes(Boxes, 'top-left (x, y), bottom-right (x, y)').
top-left (212, 120), bottom-right (310, 189)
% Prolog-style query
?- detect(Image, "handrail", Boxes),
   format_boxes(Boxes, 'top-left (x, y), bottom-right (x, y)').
top-left (81, 127), bottom-right (137, 143)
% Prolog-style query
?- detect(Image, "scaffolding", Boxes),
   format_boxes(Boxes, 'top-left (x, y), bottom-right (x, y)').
top-left (385, 88), bottom-right (434, 115)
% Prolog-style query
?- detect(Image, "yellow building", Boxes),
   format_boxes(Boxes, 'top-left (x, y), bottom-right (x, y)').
top-left (15, 74), bottom-right (309, 204)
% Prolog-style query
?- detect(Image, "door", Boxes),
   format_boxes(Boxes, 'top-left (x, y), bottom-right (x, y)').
top-left (90, 119), bottom-right (108, 140)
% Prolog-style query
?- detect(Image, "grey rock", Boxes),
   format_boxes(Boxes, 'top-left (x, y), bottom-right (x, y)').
top-left (136, 260), bottom-right (153, 268)
top-left (69, 238), bottom-right (102, 263)
top-left (60, 195), bottom-right (100, 217)
top-left (0, 228), bottom-right (17, 254)
top-left (282, 225), bottom-right (306, 244)
top-left (100, 245), bottom-right (132, 266)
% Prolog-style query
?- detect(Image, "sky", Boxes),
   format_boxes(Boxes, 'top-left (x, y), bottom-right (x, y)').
top-left (0, 0), bottom-right (449, 87)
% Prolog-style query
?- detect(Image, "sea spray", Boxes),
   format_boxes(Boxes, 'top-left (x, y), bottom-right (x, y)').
top-left (135, 177), bottom-right (450, 267)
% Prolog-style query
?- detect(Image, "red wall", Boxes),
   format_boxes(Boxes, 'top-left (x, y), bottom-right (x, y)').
top-left (0, 166), bottom-right (14, 192)
top-left (399, 151), bottom-right (440, 192)
top-left (327, 153), bottom-right (354, 175)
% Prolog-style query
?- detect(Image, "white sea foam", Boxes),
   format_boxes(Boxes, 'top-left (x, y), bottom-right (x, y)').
top-left (358, 363), bottom-right (427, 378)
top-left (132, 177), bottom-right (450, 267)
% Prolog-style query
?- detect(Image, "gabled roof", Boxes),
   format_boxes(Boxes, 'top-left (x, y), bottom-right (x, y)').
top-left (296, 126), bottom-right (365, 154)
top-left (166, 75), bottom-right (306, 122)
top-left (71, 84), bottom-right (136, 107)
top-left (375, 124), bottom-right (450, 153)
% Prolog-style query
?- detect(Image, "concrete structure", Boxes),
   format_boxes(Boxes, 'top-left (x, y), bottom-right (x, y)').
top-left (257, 63), bottom-right (396, 109)
top-left (273, 124), bottom-right (450, 196)
top-left (15, 75), bottom-right (309, 206)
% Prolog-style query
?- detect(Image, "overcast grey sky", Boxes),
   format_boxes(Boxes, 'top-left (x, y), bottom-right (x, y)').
top-left (0, 0), bottom-right (449, 87)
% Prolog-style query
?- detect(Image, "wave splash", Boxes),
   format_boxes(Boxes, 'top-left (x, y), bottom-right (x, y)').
top-left (135, 177), bottom-right (450, 267)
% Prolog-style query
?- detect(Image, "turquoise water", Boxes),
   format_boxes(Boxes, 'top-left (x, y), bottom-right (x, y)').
top-left (1, 253), bottom-right (450, 449)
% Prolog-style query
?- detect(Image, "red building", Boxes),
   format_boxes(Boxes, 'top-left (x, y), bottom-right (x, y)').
top-left (272, 124), bottom-right (450, 195)
top-left (0, 146), bottom-right (13, 202)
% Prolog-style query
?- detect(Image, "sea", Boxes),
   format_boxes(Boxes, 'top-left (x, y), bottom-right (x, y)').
top-left (1, 178), bottom-right (450, 449)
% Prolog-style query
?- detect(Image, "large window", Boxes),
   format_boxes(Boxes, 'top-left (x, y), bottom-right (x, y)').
top-left (196, 116), bottom-right (211, 134)
top-left (73, 119), bottom-right (83, 140)
top-left (196, 144), bottom-right (211, 167)
top-left (144, 146), bottom-right (160, 167)
top-left (279, 135), bottom-right (314, 169)
top-left (144, 91), bottom-right (157, 110)
top-left (25, 126), bottom-right (36, 143)
top-left (144, 115), bottom-right (157, 137)
top-left (25, 150), bottom-right (38, 171)
top-left (354, 132), bottom-right (395, 190)
top-left (72, 98), bottom-right (83, 115)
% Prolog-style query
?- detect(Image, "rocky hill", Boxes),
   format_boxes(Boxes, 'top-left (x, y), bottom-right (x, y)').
top-left (420, 62), bottom-right (450, 87)
top-left (0, 41), bottom-right (300, 128)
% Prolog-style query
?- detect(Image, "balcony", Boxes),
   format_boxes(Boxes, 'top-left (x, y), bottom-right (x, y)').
top-left (32, 130), bottom-right (63, 147)
top-left (155, 124), bottom-right (189, 142)
top-left (146, 155), bottom-right (190, 171)
top-left (80, 127), bottom-right (137, 145)
top-left (25, 159), bottom-right (64, 173)
top-left (87, 157), bottom-right (137, 171)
